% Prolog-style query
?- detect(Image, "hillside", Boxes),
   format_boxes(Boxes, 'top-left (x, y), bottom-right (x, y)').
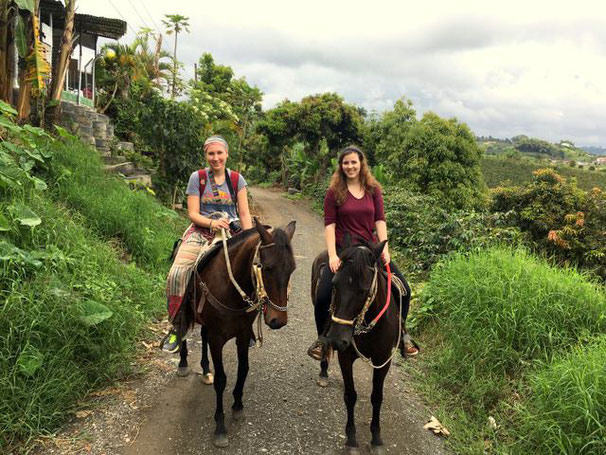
top-left (0, 104), bottom-right (186, 451)
top-left (481, 155), bottom-right (606, 191)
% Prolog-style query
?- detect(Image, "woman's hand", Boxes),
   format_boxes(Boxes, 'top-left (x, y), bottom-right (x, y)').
top-left (211, 218), bottom-right (230, 232)
top-left (381, 248), bottom-right (391, 266)
top-left (329, 254), bottom-right (341, 273)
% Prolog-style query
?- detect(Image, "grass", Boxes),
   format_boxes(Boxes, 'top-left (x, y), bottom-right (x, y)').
top-left (414, 246), bottom-right (606, 452)
top-left (512, 338), bottom-right (606, 455)
top-left (43, 136), bottom-right (186, 272)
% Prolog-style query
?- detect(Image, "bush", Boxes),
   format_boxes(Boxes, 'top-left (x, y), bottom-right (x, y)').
top-left (492, 169), bottom-right (606, 279)
top-left (512, 338), bottom-right (606, 454)
top-left (420, 247), bottom-right (606, 416)
top-left (383, 186), bottom-right (521, 277)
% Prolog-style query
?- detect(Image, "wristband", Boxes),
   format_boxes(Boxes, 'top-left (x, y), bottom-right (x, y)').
top-left (209, 220), bottom-right (213, 230)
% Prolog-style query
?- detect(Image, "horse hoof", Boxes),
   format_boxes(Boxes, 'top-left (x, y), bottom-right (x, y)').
top-left (316, 375), bottom-right (329, 388)
top-left (213, 434), bottom-right (228, 448)
top-left (176, 367), bottom-right (189, 377)
top-left (232, 408), bottom-right (245, 421)
top-left (345, 446), bottom-right (360, 455)
top-left (370, 444), bottom-right (386, 455)
top-left (201, 372), bottom-right (214, 385)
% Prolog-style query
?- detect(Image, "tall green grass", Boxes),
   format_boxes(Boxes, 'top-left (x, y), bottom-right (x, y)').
top-left (512, 338), bottom-right (606, 455)
top-left (0, 195), bottom-right (165, 448)
top-left (420, 247), bottom-right (606, 415)
top-left (43, 137), bottom-right (185, 272)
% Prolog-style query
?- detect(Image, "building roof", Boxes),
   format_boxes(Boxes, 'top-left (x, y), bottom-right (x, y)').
top-left (40, 0), bottom-right (127, 40)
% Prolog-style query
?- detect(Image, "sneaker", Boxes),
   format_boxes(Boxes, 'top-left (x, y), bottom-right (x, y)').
top-left (399, 332), bottom-right (419, 358)
top-left (249, 336), bottom-right (256, 348)
top-left (161, 330), bottom-right (180, 353)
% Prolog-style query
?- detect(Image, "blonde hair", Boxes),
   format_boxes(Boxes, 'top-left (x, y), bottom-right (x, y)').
top-left (329, 146), bottom-right (381, 205)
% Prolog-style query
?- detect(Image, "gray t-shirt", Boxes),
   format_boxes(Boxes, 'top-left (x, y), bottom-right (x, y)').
top-left (186, 169), bottom-right (247, 220)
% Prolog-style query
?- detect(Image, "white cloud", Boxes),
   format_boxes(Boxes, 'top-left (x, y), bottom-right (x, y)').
top-left (81, 0), bottom-right (606, 145)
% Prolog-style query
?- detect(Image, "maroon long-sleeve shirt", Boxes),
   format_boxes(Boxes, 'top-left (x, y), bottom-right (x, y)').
top-left (324, 187), bottom-right (385, 248)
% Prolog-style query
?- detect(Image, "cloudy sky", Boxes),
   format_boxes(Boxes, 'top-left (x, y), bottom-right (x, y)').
top-left (80, 0), bottom-right (606, 146)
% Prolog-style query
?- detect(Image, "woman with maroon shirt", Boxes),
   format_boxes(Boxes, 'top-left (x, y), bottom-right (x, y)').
top-left (308, 146), bottom-right (419, 361)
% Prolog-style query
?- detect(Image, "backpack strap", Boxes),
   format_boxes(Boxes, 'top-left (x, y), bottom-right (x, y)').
top-left (198, 169), bottom-right (208, 197)
top-left (225, 169), bottom-right (240, 217)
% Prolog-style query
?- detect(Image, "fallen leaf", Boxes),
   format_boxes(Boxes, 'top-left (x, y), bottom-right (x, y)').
top-left (424, 416), bottom-right (450, 437)
top-left (75, 410), bottom-right (93, 418)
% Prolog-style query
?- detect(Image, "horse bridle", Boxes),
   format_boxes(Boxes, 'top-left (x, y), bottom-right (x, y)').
top-left (330, 256), bottom-right (379, 335)
top-left (218, 229), bottom-right (289, 314)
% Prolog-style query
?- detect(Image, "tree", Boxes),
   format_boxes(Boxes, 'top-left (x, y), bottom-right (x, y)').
top-left (0, 0), bottom-right (17, 103)
top-left (162, 14), bottom-right (189, 99)
top-left (374, 98), bottom-right (486, 209)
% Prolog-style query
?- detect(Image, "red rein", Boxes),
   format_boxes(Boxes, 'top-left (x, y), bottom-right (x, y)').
top-left (371, 262), bottom-right (391, 326)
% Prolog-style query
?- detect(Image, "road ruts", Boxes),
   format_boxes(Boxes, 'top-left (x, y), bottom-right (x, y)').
top-left (120, 187), bottom-right (448, 455)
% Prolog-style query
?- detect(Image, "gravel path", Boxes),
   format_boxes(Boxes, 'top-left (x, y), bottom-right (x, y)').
top-left (33, 187), bottom-right (448, 455)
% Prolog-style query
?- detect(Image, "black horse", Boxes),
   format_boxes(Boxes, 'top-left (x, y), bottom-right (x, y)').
top-left (312, 238), bottom-right (401, 455)
top-left (179, 220), bottom-right (296, 447)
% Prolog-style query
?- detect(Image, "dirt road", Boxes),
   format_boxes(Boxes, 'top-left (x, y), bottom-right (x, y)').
top-left (36, 188), bottom-right (447, 455)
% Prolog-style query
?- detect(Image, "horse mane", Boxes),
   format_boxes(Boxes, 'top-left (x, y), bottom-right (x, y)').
top-left (195, 227), bottom-right (259, 274)
top-left (339, 241), bottom-right (376, 278)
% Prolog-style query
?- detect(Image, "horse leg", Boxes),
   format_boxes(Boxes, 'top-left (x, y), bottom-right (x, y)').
top-left (231, 333), bottom-right (250, 421)
top-left (338, 352), bottom-right (359, 454)
top-left (177, 340), bottom-right (189, 377)
top-left (317, 359), bottom-right (329, 387)
top-left (209, 338), bottom-right (229, 448)
top-left (200, 326), bottom-right (214, 385)
top-left (369, 363), bottom-right (391, 454)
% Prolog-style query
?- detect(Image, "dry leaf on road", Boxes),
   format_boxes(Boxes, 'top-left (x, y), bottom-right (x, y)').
top-left (424, 416), bottom-right (451, 437)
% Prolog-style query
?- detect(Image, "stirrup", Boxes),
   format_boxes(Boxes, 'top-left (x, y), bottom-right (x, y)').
top-left (307, 338), bottom-right (328, 361)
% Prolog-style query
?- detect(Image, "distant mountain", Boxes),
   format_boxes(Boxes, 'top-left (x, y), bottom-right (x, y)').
top-left (581, 146), bottom-right (606, 156)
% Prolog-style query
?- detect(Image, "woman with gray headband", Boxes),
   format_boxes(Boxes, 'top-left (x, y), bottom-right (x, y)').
top-left (162, 135), bottom-right (253, 353)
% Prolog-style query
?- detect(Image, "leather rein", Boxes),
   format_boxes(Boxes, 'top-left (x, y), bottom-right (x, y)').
top-left (329, 248), bottom-right (403, 369)
top-left (195, 229), bottom-right (289, 345)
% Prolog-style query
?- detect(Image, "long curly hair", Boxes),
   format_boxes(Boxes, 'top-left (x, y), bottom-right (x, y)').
top-left (329, 146), bottom-right (381, 206)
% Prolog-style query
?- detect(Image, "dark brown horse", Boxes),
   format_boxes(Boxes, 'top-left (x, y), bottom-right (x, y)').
top-left (179, 220), bottom-right (296, 448)
top-left (311, 238), bottom-right (400, 455)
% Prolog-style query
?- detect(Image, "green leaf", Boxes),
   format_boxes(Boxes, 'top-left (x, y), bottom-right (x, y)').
top-left (15, 16), bottom-right (28, 58)
top-left (0, 212), bottom-right (10, 231)
top-left (17, 344), bottom-right (44, 377)
top-left (32, 176), bottom-right (47, 191)
top-left (79, 300), bottom-right (113, 326)
top-left (54, 124), bottom-right (74, 139)
top-left (14, 0), bottom-right (35, 12)
top-left (0, 115), bottom-right (22, 133)
top-left (0, 100), bottom-right (17, 117)
top-left (15, 204), bottom-right (41, 227)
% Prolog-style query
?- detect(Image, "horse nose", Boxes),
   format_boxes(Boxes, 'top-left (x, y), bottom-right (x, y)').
top-left (268, 318), bottom-right (285, 330)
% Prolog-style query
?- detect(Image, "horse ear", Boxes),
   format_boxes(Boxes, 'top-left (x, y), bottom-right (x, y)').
top-left (284, 220), bottom-right (296, 240)
top-left (343, 231), bottom-right (352, 248)
top-left (373, 240), bottom-right (388, 262)
top-left (255, 217), bottom-right (273, 244)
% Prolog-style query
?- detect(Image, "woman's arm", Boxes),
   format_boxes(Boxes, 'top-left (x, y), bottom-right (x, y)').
top-left (375, 220), bottom-right (390, 265)
top-left (236, 187), bottom-right (253, 230)
top-left (187, 195), bottom-right (229, 230)
top-left (325, 223), bottom-right (341, 273)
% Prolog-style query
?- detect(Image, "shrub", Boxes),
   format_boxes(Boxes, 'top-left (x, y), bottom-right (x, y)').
top-left (383, 186), bottom-right (521, 277)
top-left (420, 247), bottom-right (606, 416)
top-left (492, 169), bottom-right (606, 279)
